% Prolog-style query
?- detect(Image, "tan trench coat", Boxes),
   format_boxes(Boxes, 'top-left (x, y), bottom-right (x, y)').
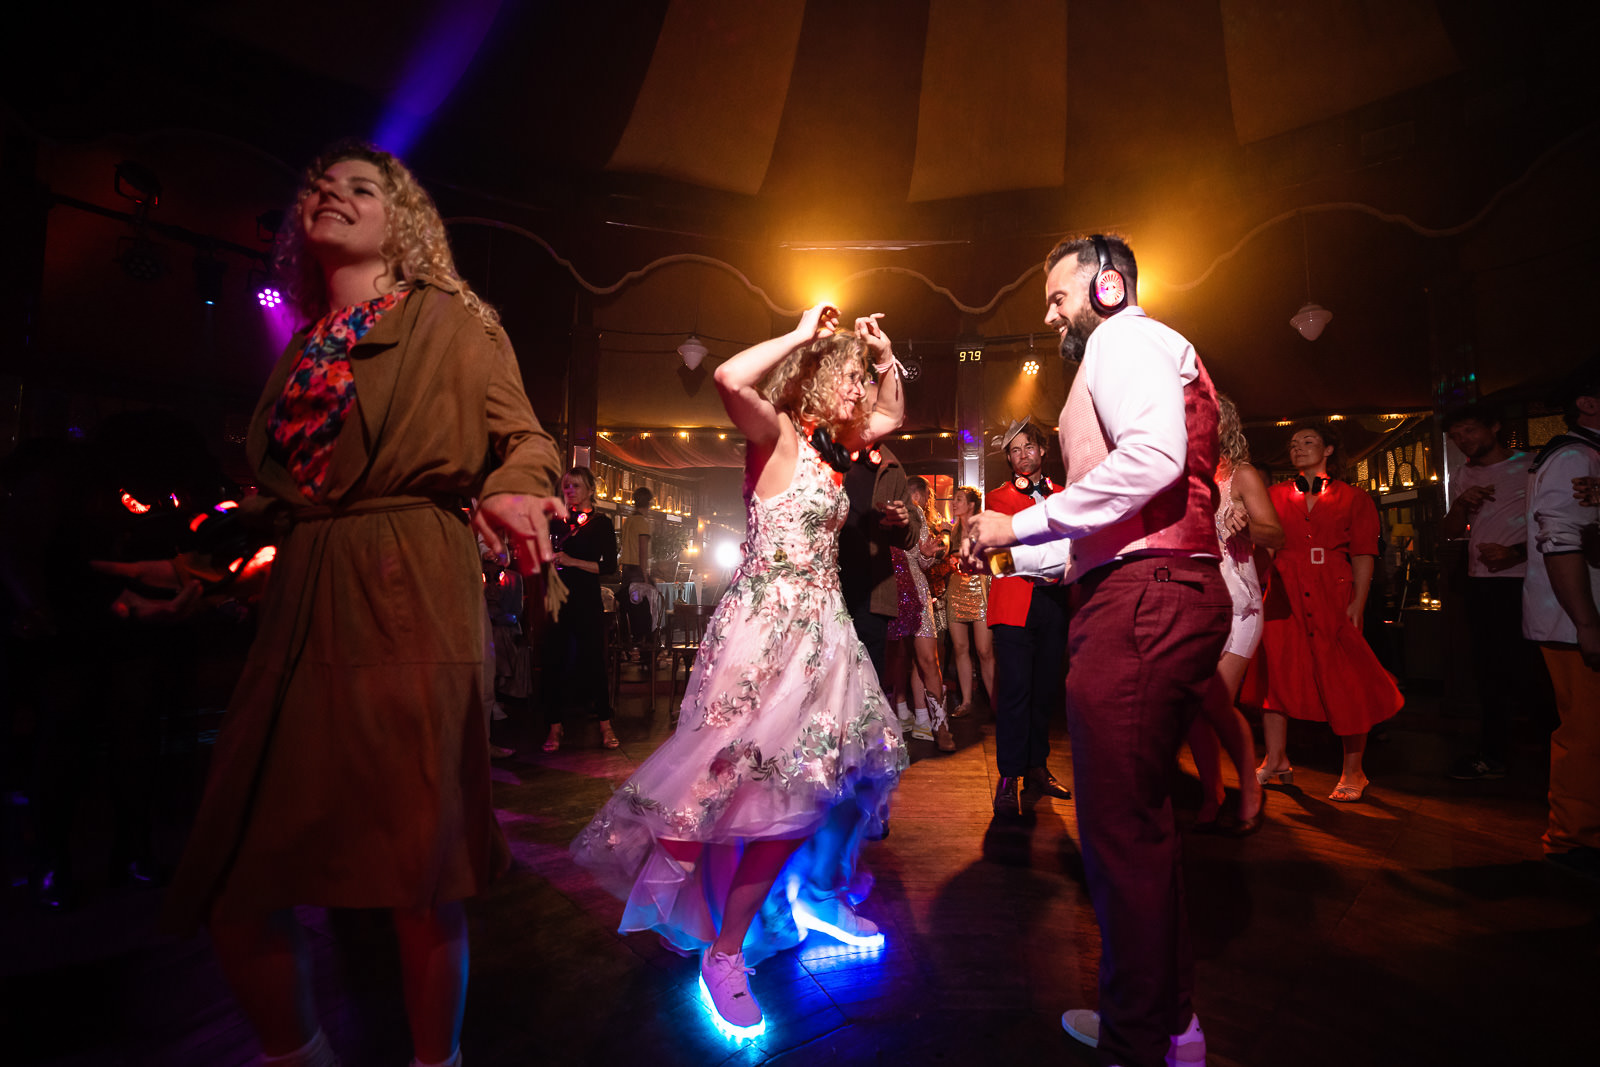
top-left (165, 280), bottom-right (559, 927)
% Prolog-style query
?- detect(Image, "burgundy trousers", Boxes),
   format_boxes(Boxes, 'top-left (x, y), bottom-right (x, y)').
top-left (1065, 555), bottom-right (1231, 1067)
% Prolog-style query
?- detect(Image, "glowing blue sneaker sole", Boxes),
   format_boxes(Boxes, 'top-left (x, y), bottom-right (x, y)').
top-left (698, 973), bottom-right (766, 1040)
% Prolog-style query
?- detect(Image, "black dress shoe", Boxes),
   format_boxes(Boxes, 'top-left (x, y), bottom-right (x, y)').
top-left (1024, 767), bottom-right (1071, 800)
top-left (107, 860), bottom-right (160, 889)
top-left (993, 776), bottom-right (1024, 816)
top-left (35, 869), bottom-right (76, 910)
top-left (1224, 810), bottom-right (1264, 838)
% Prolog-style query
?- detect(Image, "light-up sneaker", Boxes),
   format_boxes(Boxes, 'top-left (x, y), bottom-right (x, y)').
top-left (699, 948), bottom-right (765, 1038)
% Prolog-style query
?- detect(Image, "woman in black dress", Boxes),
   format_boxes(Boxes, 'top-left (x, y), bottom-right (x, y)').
top-left (542, 466), bottom-right (620, 750)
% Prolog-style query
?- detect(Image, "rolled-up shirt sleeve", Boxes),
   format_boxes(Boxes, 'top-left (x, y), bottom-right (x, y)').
top-left (1532, 446), bottom-right (1600, 556)
top-left (1009, 533), bottom-right (1071, 581)
top-left (1012, 320), bottom-right (1189, 545)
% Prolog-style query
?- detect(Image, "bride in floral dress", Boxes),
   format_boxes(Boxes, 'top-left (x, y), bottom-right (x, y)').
top-left (572, 304), bottom-right (907, 1037)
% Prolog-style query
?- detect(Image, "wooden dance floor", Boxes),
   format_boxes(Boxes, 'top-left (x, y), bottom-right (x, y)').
top-left (3, 670), bottom-right (1593, 1066)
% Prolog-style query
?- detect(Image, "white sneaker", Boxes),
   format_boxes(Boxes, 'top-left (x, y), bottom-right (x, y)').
top-left (1061, 1008), bottom-right (1101, 1048)
top-left (260, 1029), bottom-right (341, 1067)
top-left (699, 948), bottom-right (765, 1038)
top-left (910, 713), bottom-right (933, 742)
top-left (788, 882), bottom-right (885, 949)
top-left (895, 702), bottom-right (914, 724)
top-left (1168, 1013), bottom-right (1206, 1064)
top-left (1060, 1010), bottom-right (1205, 1066)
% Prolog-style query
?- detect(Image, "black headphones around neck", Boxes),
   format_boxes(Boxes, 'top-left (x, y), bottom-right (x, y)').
top-left (811, 426), bottom-right (852, 473)
top-left (1089, 234), bottom-right (1129, 317)
top-left (1294, 474), bottom-right (1327, 495)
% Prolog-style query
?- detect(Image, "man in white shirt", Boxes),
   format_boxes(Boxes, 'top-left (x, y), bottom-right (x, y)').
top-left (1523, 365), bottom-right (1600, 881)
top-left (967, 235), bottom-right (1229, 1067)
top-left (1439, 405), bottom-right (1534, 780)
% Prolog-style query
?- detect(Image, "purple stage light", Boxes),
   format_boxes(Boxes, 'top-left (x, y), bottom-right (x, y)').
top-left (257, 286), bottom-right (283, 308)
top-left (372, 0), bottom-right (501, 156)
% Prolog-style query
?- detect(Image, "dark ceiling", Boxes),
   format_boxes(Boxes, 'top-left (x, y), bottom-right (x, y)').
top-left (3, 0), bottom-right (1598, 463)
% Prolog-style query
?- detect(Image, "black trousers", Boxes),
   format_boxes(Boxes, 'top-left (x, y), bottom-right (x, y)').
top-left (1464, 575), bottom-right (1534, 763)
top-left (619, 564), bottom-right (654, 645)
top-left (990, 582), bottom-right (1070, 777)
top-left (540, 599), bottom-right (612, 725)
top-left (848, 603), bottom-right (890, 681)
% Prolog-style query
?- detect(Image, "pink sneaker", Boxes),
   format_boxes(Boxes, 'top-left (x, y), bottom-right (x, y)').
top-left (698, 948), bottom-right (765, 1038)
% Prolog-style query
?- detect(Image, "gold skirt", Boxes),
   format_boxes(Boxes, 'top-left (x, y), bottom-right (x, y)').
top-left (945, 571), bottom-right (988, 624)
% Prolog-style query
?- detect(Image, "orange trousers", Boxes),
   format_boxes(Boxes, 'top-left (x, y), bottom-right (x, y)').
top-left (1541, 646), bottom-right (1600, 854)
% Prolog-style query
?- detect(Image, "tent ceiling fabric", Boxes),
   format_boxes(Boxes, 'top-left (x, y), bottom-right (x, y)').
top-left (606, 0), bottom-right (806, 195)
top-left (1220, 0), bottom-right (1461, 144)
top-left (6, 0), bottom-right (1598, 440)
top-left (907, 0), bottom-right (1067, 202)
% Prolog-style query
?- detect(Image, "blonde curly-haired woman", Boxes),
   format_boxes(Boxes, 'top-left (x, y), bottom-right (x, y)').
top-left (165, 140), bottom-right (563, 1067)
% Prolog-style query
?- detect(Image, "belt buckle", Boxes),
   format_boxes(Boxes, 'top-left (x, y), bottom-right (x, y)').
top-left (1310, 547), bottom-right (1325, 565)
top-left (1153, 565), bottom-right (1172, 583)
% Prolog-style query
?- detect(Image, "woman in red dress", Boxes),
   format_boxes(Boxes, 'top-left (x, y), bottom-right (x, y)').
top-left (1246, 425), bottom-right (1401, 802)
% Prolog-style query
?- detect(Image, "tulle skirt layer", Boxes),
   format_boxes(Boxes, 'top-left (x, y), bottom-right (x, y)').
top-left (571, 571), bottom-right (905, 960)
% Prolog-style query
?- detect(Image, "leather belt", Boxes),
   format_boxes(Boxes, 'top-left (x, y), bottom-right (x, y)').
top-left (289, 493), bottom-right (468, 524)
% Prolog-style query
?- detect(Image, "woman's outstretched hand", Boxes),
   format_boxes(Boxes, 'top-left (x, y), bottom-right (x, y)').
top-left (474, 493), bottom-right (569, 569)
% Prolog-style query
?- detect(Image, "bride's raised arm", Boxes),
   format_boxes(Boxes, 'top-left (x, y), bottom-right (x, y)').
top-left (844, 313), bottom-right (904, 449)
top-left (713, 304), bottom-right (838, 448)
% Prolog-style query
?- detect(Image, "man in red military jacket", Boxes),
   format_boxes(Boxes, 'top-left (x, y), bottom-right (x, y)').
top-left (985, 417), bottom-right (1073, 815)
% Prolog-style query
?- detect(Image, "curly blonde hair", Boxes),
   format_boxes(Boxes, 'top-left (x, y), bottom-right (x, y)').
top-left (1216, 393), bottom-right (1251, 471)
top-left (273, 139), bottom-right (499, 330)
top-left (758, 332), bottom-right (870, 436)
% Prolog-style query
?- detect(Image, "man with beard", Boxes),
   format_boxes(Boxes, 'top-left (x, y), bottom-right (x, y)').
top-left (967, 234), bottom-right (1229, 1067)
top-left (982, 417), bottom-right (1072, 815)
top-left (1439, 405), bottom-right (1534, 780)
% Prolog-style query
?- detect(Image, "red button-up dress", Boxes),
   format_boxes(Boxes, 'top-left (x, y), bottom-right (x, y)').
top-left (1242, 478), bottom-right (1402, 735)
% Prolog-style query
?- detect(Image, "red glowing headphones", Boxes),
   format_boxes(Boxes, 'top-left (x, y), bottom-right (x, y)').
top-left (1089, 234), bottom-right (1128, 317)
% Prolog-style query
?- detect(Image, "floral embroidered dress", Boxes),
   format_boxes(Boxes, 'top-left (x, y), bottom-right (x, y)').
top-left (572, 428), bottom-right (906, 960)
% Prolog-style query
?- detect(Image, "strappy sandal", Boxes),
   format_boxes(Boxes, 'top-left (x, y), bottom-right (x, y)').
top-left (1328, 780), bottom-right (1367, 803)
top-left (542, 726), bottom-right (563, 753)
top-left (600, 724), bottom-right (620, 749)
top-left (1255, 764), bottom-right (1295, 786)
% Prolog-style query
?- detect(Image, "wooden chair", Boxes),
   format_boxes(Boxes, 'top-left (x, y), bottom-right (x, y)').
top-left (609, 585), bottom-right (666, 709)
top-left (666, 603), bottom-right (713, 716)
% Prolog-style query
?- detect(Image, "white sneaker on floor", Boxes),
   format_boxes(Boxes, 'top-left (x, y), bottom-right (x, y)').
top-left (699, 948), bottom-right (765, 1038)
top-left (910, 716), bottom-right (933, 741)
top-left (1060, 1009), bottom-right (1205, 1066)
top-left (788, 883), bottom-right (885, 949)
